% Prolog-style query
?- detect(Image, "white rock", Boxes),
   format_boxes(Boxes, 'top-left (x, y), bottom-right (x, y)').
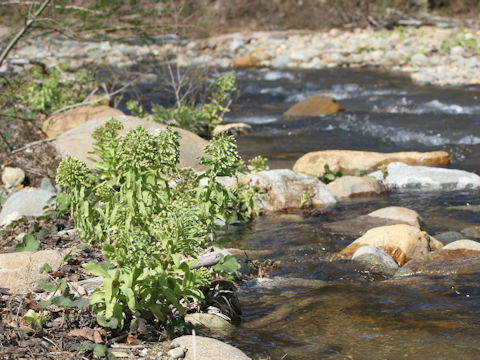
top-left (369, 162), bottom-right (480, 191)
top-left (2, 167), bottom-right (25, 187)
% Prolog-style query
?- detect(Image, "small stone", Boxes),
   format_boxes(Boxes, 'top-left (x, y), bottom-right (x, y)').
top-left (167, 346), bottom-right (184, 359)
top-left (411, 53), bottom-right (429, 66)
top-left (2, 167), bottom-right (25, 187)
top-left (169, 341), bottom-right (180, 349)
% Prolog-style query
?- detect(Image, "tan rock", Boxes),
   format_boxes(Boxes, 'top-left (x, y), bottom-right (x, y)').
top-left (443, 240), bottom-right (480, 251)
top-left (0, 249), bottom-right (66, 293)
top-left (53, 115), bottom-right (208, 171)
top-left (43, 105), bottom-right (124, 138)
top-left (232, 54), bottom-right (259, 68)
top-left (327, 175), bottom-right (386, 199)
top-left (174, 335), bottom-right (251, 360)
top-left (212, 122), bottom-right (252, 136)
top-left (293, 150), bottom-right (450, 177)
top-left (368, 206), bottom-right (422, 228)
top-left (340, 224), bottom-right (443, 266)
top-left (1, 167), bottom-right (25, 187)
top-left (283, 94), bottom-right (343, 117)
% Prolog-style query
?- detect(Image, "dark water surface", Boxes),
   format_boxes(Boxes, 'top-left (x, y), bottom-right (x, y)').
top-left (133, 67), bottom-right (480, 359)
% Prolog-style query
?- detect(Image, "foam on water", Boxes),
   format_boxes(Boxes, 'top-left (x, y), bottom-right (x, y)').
top-left (263, 71), bottom-right (296, 81)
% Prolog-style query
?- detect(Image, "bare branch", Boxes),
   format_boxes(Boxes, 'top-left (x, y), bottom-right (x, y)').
top-left (9, 137), bottom-right (56, 155)
top-left (0, 0), bottom-right (52, 67)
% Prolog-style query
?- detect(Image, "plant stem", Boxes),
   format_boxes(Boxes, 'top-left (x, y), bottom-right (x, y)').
top-left (0, 0), bottom-right (52, 67)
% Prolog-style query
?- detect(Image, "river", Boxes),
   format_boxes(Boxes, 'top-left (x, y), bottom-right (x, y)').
top-left (130, 66), bottom-right (480, 359)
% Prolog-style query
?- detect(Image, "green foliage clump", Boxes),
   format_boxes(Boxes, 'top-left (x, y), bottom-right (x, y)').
top-left (150, 73), bottom-right (237, 137)
top-left (21, 65), bottom-right (95, 114)
top-left (246, 155), bottom-right (269, 174)
top-left (56, 118), bottom-right (257, 332)
top-left (320, 164), bottom-right (342, 184)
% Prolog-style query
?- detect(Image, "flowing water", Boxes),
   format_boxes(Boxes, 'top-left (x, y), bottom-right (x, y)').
top-left (131, 66), bottom-right (480, 359)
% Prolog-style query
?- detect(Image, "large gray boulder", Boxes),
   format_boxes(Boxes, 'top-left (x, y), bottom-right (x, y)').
top-left (369, 162), bottom-right (480, 190)
top-left (0, 188), bottom-right (55, 226)
top-left (53, 115), bottom-right (209, 171)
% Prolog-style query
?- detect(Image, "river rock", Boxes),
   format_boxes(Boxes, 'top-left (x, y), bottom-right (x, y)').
top-left (283, 94), bottom-right (343, 117)
top-left (232, 54), bottom-right (259, 67)
top-left (241, 277), bottom-right (329, 291)
top-left (184, 313), bottom-right (235, 336)
top-left (53, 115), bottom-right (208, 171)
top-left (324, 215), bottom-right (415, 237)
top-left (324, 206), bottom-right (422, 236)
top-left (173, 335), bottom-right (251, 360)
top-left (0, 188), bottom-right (55, 227)
top-left (43, 105), bottom-right (124, 138)
top-left (238, 169), bottom-right (336, 212)
top-left (326, 175), bottom-right (386, 199)
top-left (352, 245), bottom-right (399, 274)
top-left (394, 248), bottom-right (480, 278)
top-left (443, 239), bottom-right (480, 251)
top-left (212, 122), bottom-right (252, 136)
top-left (369, 162), bottom-right (480, 190)
top-left (433, 231), bottom-right (466, 245)
top-left (340, 224), bottom-right (443, 266)
top-left (368, 206), bottom-right (422, 228)
top-left (461, 226), bottom-right (480, 239)
top-left (0, 249), bottom-right (66, 293)
top-left (1, 167), bottom-right (25, 187)
top-left (293, 150), bottom-right (450, 178)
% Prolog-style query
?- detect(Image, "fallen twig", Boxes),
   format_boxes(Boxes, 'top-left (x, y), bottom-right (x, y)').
top-left (9, 137), bottom-right (56, 155)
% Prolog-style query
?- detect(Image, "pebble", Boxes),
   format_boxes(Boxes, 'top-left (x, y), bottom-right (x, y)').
top-left (8, 26), bottom-right (480, 86)
top-left (167, 347), bottom-right (184, 359)
top-left (1, 167), bottom-right (25, 187)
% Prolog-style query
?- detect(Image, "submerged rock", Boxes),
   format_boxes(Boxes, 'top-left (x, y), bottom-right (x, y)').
top-left (53, 115), bottom-right (208, 171)
top-left (324, 206), bottom-right (422, 236)
top-left (238, 169), bottom-right (336, 212)
top-left (241, 277), bottom-right (329, 291)
top-left (434, 231), bottom-right (466, 245)
top-left (461, 225), bottom-right (480, 239)
top-left (369, 162), bottom-right (480, 190)
top-left (340, 224), bottom-right (443, 266)
top-left (293, 150), bottom-right (449, 178)
top-left (283, 93), bottom-right (343, 117)
top-left (394, 248), bottom-right (480, 278)
top-left (184, 313), bottom-right (235, 336)
top-left (326, 175), bottom-right (386, 199)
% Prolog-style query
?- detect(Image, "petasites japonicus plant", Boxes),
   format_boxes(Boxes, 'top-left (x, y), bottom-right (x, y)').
top-left (56, 118), bottom-right (257, 332)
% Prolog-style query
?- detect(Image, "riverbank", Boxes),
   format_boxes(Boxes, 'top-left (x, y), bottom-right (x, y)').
top-left (6, 26), bottom-right (480, 87)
